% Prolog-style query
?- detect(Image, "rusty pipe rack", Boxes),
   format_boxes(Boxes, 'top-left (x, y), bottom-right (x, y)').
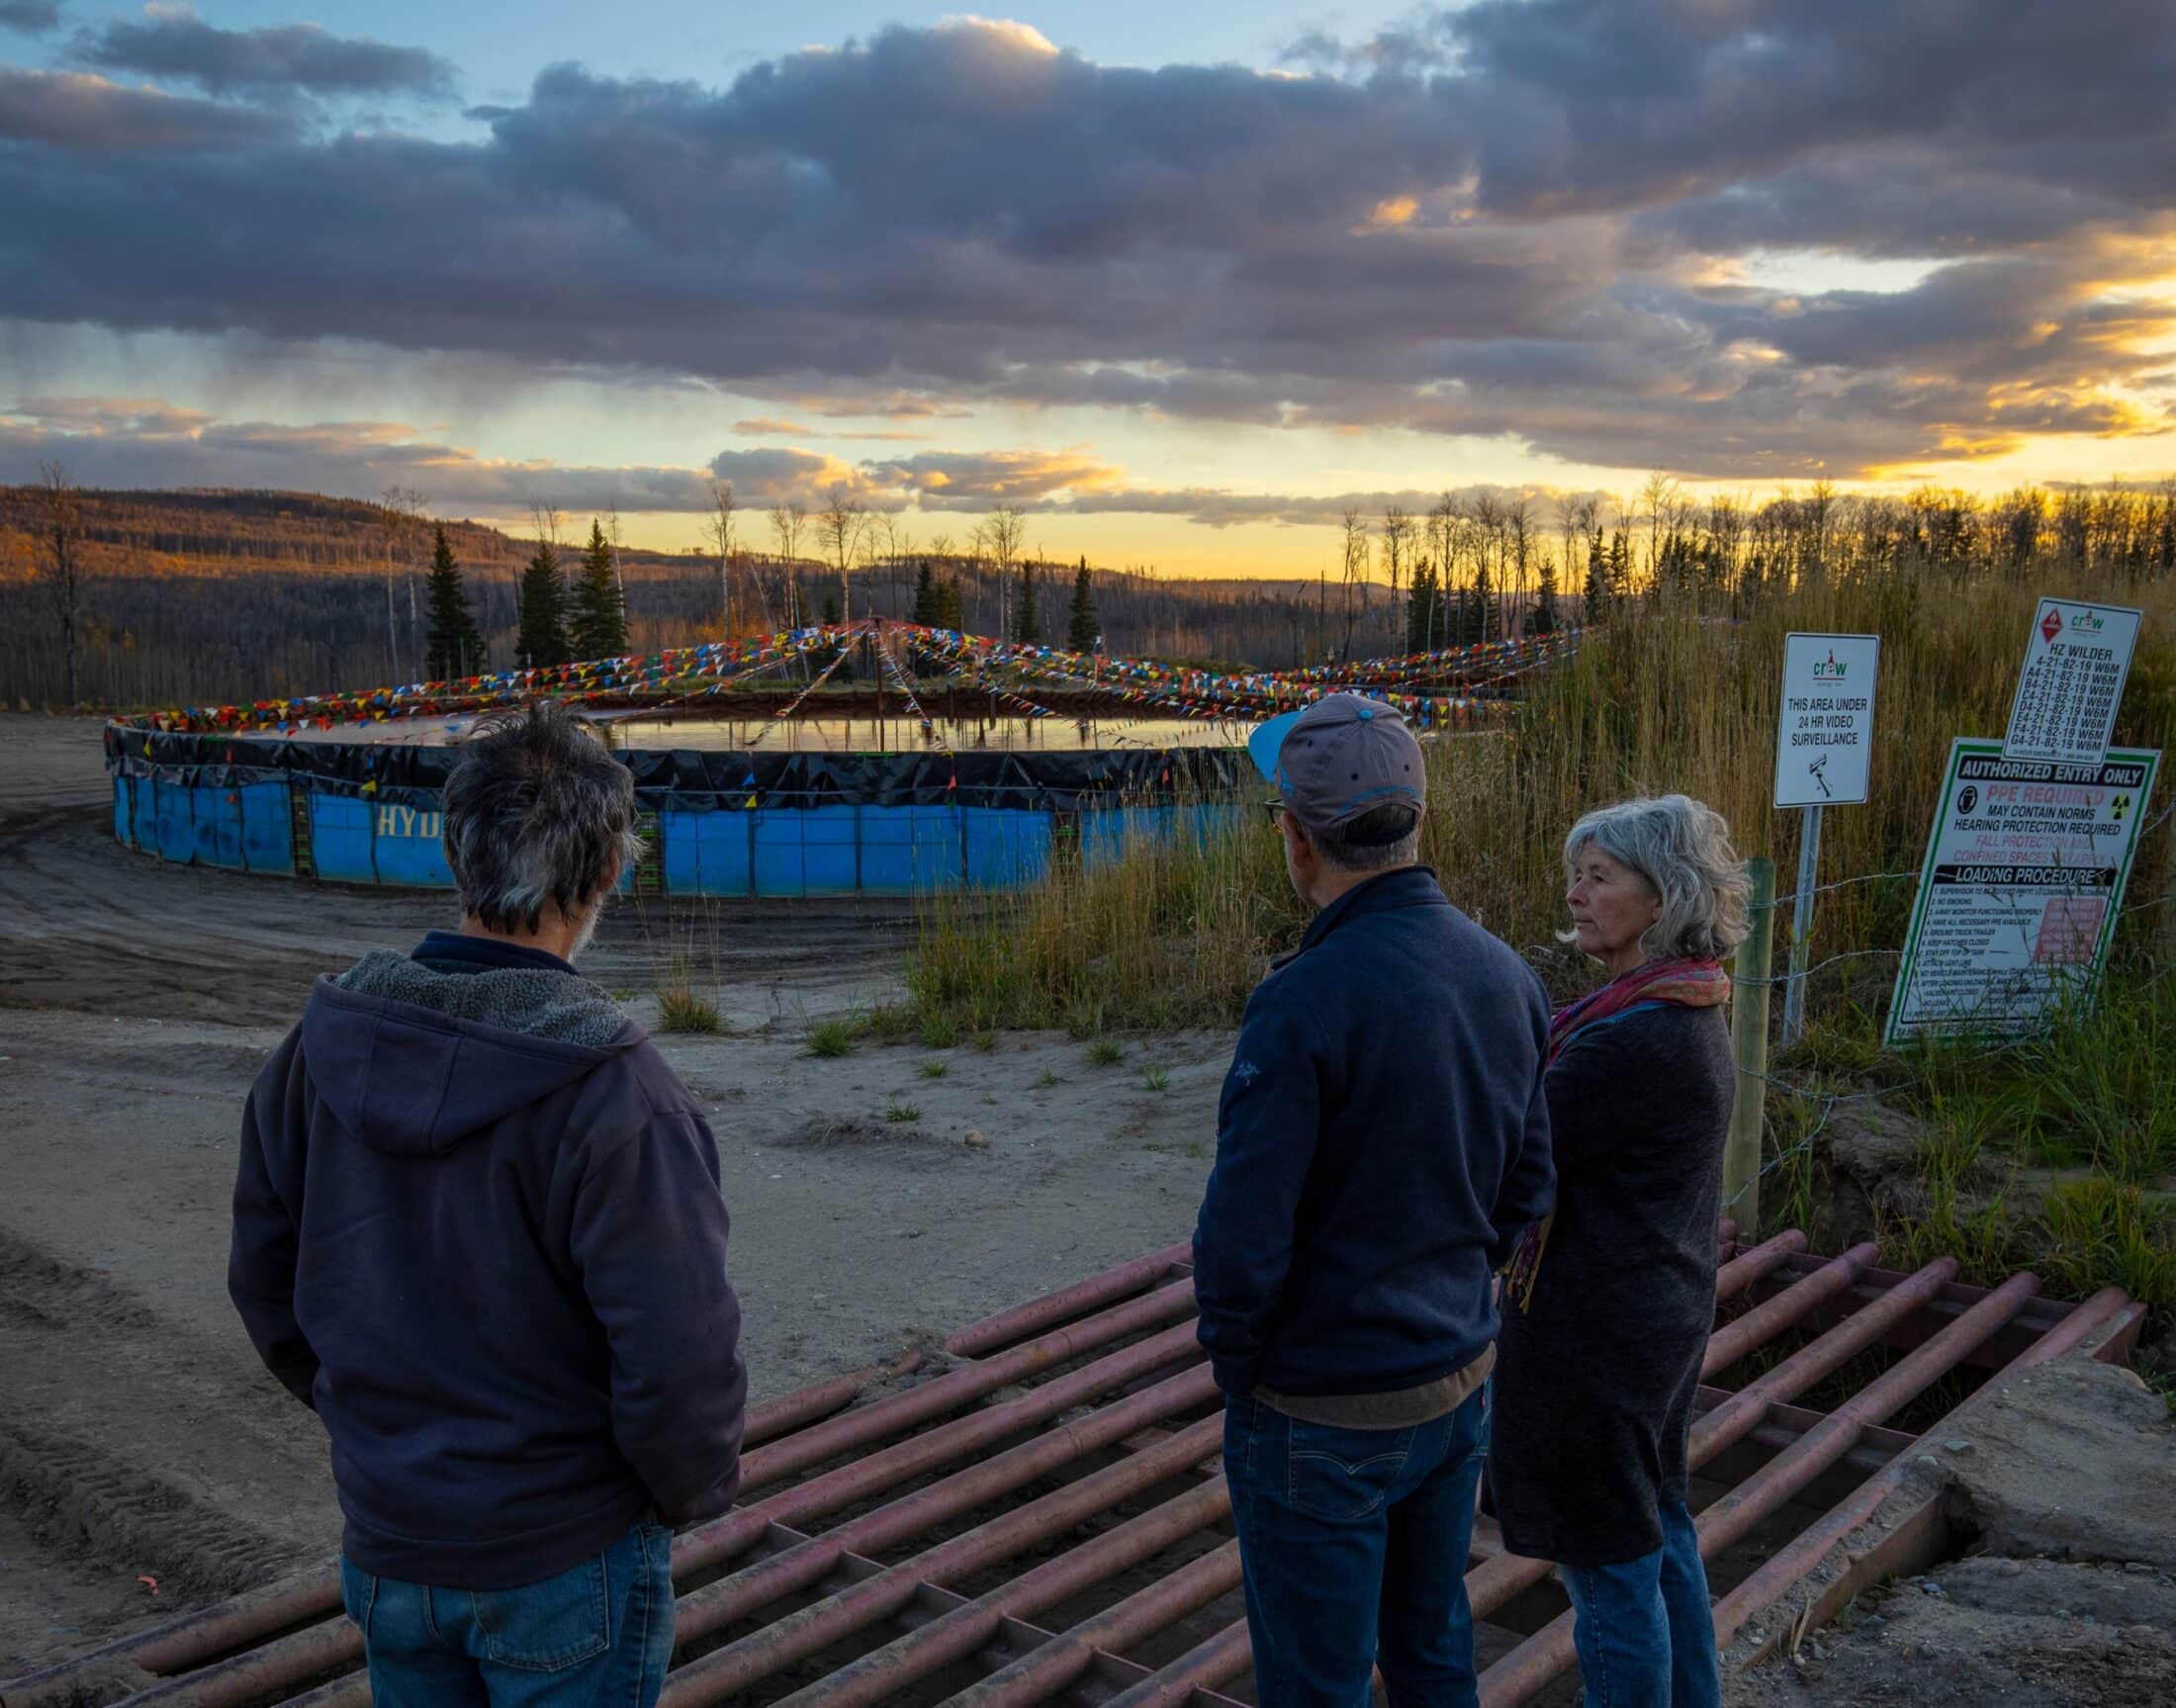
top-left (2, 1234), bottom-right (2138, 1708)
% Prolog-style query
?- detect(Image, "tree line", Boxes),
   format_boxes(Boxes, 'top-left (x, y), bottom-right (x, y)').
top-left (5, 477), bottom-right (2172, 709)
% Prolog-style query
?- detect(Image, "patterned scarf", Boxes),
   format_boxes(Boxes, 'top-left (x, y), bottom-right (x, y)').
top-left (1500, 956), bottom-right (1731, 1312)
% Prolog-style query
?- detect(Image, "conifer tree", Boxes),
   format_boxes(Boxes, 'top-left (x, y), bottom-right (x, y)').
top-left (1405, 558), bottom-right (1444, 652)
top-left (936, 577), bottom-right (963, 629)
top-left (422, 524), bottom-right (485, 679)
top-left (1013, 561), bottom-right (1040, 643)
top-left (1584, 527), bottom-right (1612, 623)
top-left (1465, 555), bottom-right (1496, 646)
top-left (1533, 558), bottom-right (1560, 635)
top-left (911, 561), bottom-right (937, 626)
top-left (515, 541), bottom-right (570, 668)
top-left (1066, 557), bottom-right (1099, 653)
top-left (567, 519), bottom-right (628, 660)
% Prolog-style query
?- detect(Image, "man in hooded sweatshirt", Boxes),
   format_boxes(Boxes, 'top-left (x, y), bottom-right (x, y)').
top-left (229, 699), bottom-right (745, 1708)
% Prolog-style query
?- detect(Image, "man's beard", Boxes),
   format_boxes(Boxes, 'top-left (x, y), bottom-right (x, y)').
top-left (567, 894), bottom-right (606, 962)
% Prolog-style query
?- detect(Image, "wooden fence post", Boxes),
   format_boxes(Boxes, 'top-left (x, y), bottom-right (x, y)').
top-left (1725, 854), bottom-right (1777, 1243)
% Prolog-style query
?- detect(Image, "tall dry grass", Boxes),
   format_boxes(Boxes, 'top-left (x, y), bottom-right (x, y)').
top-left (911, 560), bottom-right (2175, 1030)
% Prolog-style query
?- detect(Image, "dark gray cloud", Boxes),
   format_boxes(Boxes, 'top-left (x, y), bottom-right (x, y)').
top-left (0, 3), bottom-right (60, 35)
top-left (2, 7), bottom-right (2173, 480)
top-left (76, 6), bottom-right (455, 99)
top-left (0, 65), bottom-right (291, 150)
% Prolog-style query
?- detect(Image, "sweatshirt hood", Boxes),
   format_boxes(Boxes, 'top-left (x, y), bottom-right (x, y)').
top-left (303, 953), bottom-right (641, 1157)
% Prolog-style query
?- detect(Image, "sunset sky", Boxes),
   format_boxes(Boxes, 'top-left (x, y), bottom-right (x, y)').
top-left (4, 1), bottom-right (2175, 576)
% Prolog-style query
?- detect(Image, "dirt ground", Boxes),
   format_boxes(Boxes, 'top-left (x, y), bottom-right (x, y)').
top-left (4, 712), bottom-right (2172, 1705)
top-left (0, 713), bottom-right (1225, 1672)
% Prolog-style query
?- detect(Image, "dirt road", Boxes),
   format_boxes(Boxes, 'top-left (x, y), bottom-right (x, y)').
top-left (0, 715), bottom-right (1225, 1671)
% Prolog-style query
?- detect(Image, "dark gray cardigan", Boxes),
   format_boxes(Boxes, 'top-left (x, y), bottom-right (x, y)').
top-left (1488, 1000), bottom-right (1735, 1568)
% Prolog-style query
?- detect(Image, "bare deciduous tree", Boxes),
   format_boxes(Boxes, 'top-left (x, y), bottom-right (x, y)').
top-left (377, 485), bottom-right (428, 682)
top-left (36, 461), bottom-right (85, 706)
top-left (980, 504), bottom-right (1027, 640)
top-left (817, 485), bottom-right (867, 626)
top-left (769, 501), bottom-right (807, 628)
top-left (1338, 506), bottom-right (1369, 659)
top-left (706, 482), bottom-right (742, 641)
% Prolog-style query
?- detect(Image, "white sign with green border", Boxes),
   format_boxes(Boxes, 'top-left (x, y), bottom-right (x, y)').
top-left (1886, 739), bottom-right (2160, 1043)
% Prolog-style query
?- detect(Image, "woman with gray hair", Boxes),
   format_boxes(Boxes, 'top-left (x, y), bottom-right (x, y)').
top-left (1489, 794), bottom-right (1750, 1708)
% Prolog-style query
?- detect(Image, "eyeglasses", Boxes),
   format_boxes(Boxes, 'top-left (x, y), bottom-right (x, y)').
top-left (1259, 797), bottom-right (1291, 827)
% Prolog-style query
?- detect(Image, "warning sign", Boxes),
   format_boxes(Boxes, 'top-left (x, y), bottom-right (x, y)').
top-left (1773, 632), bottom-right (1880, 808)
top-left (2000, 597), bottom-right (2141, 765)
top-left (1886, 740), bottom-right (2160, 1042)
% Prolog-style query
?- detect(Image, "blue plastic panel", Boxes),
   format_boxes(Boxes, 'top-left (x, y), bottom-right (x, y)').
top-left (192, 785), bottom-right (242, 868)
top-left (666, 809), bottom-right (753, 897)
top-left (131, 774), bottom-right (157, 852)
top-left (309, 793), bottom-right (377, 884)
top-left (239, 782), bottom-right (295, 875)
top-left (369, 801), bottom-right (456, 887)
top-left (858, 805), bottom-right (916, 894)
top-left (911, 807), bottom-right (966, 891)
top-left (962, 807), bottom-right (1053, 889)
top-left (752, 810), bottom-right (805, 898)
top-left (803, 806), bottom-right (859, 894)
top-left (153, 777), bottom-right (195, 863)
top-left (112, 776), bottom-right (132, 849)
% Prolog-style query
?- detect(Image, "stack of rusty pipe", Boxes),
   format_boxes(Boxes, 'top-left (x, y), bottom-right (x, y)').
top-left (1, 1228), bottom-right (2143, 1708)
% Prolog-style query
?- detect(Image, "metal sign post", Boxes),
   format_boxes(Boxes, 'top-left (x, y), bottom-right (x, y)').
top-left (1772, 633), bottom-right (1881, 1047)
top-left (1780, 804), bottom-right (1822, 1046)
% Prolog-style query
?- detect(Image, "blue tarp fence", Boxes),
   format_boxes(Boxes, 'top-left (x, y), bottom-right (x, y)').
top-left (104, 727), bottom-right (1248, 897)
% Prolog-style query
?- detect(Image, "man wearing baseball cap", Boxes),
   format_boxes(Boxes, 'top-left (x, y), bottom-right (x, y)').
top-left (1193, 693), bottom-right (1555, 1708)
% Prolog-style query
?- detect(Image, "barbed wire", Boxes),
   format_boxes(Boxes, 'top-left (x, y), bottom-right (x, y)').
top-left (1767, 868), bottom-right (1923, 911)
top-left (1737, 946), bottom-right (1904, 987)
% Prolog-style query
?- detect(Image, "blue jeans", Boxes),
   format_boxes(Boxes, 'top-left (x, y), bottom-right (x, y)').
top-left (1559, 1500), bottom-right (1721, 1708)
top-left (339, 1521), bottom-right (676, 1708)
top-left (1224, 1385), bottom-right (1489, 1708)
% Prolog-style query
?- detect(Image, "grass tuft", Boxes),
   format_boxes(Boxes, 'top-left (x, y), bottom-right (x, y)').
top-left (1086, 1039), bottom-right (1126, 1067)
top-left (656, 985), bottom-right (722, 1034)
top-left (802, 1017), bottom-right (856, 1058)
top-left (918, 1059), bottom-right (950, 1080)
top-left (1141, 1064), bottom-right (1171, 1093)
top-left (884, 1101), bottom-right (921, 1124)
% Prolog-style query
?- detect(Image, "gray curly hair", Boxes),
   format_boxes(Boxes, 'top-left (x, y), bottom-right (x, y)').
top-left (1561, 793), bottom-right (1751, 961)
top-left (442, 700), bottom-right (643, 934)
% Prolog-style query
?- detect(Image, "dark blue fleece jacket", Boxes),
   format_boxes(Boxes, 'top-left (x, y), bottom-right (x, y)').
top-left (1192, 866), bottom-right (1555, 1398)
top-left (229, 935), bottom-right (746, 1589)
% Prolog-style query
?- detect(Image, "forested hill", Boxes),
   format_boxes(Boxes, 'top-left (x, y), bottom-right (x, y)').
top-left (0, 487), bottom-right (1352, 709)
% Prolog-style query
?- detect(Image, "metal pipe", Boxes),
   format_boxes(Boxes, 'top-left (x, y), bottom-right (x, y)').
top-left (656, 1414), bottom-right (1224, 1708)
top-left (1712, 1229), bottom-right (1807, 1303)
top-left (1457, 1255), bottom-right (1959, 1629)
top-left (673, 1321), bottom-right (1209, 1576)
top-left (1686, 1258), bottom-right (1960, 1463)
top-left (1120, 1230), bottom-right (1878, 1708)
top-left (746, 1351), bottom-right (924, 1447)
top-left (1475, 1270), bottom-right (2040, 1705)
top-left (938, 1542), bottom-right (1244, 1708)
top-left (729, 1277), bottom-right (1198, 1491)
top-left (100, 1624), bottom-right (361, 1708)
top-left (946, 1244), bottom-right (1192, 1357)
top-left (0, 1566), bottom-right (342, 1708)
top-left (1702, 1243), bottom-right (1877, 1378)
top-left (0, 1349), bottom-right (935, 1708)
top-left (1094, 1622), bottom-right (1255, 1708)
top-left (1710, 1284), bottom-right (2132, 1649)
top-left (670, 1364), bottom-right (1222, 1648)
top-left (770, 1486), bottom-right (1234, 1708)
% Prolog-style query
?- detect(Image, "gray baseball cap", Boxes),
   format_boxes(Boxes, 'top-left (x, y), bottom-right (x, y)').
top-left (1247, 693), bottom-right (1425, 833)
